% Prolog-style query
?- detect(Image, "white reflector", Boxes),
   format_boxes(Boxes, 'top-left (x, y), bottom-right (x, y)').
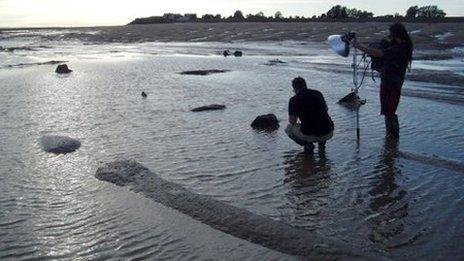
top-left (328, 35), bottom-right (350, 57)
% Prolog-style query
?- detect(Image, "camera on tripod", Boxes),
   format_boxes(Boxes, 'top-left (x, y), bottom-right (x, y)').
top-left (341, 32), bottom-right (356, 43)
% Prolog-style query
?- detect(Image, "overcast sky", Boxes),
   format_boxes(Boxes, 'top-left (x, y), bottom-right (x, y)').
top-left (0, 0), bottom-right (463, 28)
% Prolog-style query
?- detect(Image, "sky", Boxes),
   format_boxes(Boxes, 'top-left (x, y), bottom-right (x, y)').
top-left (0, 0), bottom-right (463, 28)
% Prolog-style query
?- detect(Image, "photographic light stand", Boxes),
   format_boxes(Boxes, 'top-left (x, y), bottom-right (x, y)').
top-left (352, 41), bottom-right (360, 141)
top-left (328, 34), bottom-right (367, 142)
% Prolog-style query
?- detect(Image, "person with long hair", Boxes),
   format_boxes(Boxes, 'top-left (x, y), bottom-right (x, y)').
top-left (351, 23), bottom-right (413, 138)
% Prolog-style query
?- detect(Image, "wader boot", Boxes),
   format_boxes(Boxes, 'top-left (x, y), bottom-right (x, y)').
top-left (385, 115), bottom-right (399, 139)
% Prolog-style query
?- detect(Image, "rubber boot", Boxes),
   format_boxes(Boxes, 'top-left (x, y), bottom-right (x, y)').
top-left (385, 115), bottom-right (399, 139)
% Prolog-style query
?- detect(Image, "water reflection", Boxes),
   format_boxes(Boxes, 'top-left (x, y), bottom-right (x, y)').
top-left (284, 151), bottom-right (331, 185)
top-left (283, 151), bottom-right (332, 229)
top-left (368, 138), bottom-right (408, 246)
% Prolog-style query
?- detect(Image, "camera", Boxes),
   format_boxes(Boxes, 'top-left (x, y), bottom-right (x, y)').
top-left (341, 32), bottom-right (356, 43)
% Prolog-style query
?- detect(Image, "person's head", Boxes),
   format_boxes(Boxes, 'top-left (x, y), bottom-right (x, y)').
top-left (292, 77), bottom-right (307, 94)
top-left (388, 22), bottom-right (413, 63)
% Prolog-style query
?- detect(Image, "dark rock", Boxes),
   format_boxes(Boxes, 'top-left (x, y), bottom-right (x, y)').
top-left (337, 92), bottom-right (366, 107)
top-left (141, 91), bottom-right (147, 98)
top-left (191, 104), bottom-right (226, 112)
top-left (40, 135), bottom-right (81, 154)
top-left (55, 64), bottom-right (72, 74)
top-left (179, 69), bottom-right (230, 76)
top-left (251, 114), bottom-right (279, 131)
top-left (2, 46), bottom-right (35, 52)
top-left (223, 50), bottom-right (231, 57)
top-left (6, 60), bottom-right (67, 68)
top-left (264, 59), bottom-right (287, 66)
top-left (233, 51), bottom-right (243, 57)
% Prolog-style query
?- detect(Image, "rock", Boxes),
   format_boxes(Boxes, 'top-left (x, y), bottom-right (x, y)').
top-left (94, 160), bottom-right (349, 258)
top-left (40, 135), bottom-right (81, 154)
top-left (6, 60), bottom-right (67, 68)
top-left (337, 92), bottom-right (366, 107)
top-left (223, 50), bottom-right (231, 57)
top-left (233, 51), bottom-right (243, 57)
top-left (141, 91), bottom-right (147, 98)
top-left (264, 59), bottom-right (287, 66)
top-left (191, 104), bottom-right (226, 112)
top-left (3, 46), bottom-right (35, 52)
top-left (96, 160), bottom-right (148, 186)
top-left (251, 114), bottom-right (279, 131)
top-left (179, 69), bottom-right (230, 76)
top-left (55, 64), bottom-right (72, 74)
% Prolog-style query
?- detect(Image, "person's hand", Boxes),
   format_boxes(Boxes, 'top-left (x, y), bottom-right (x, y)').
top-left (342, 35), bottom-right (357, 47)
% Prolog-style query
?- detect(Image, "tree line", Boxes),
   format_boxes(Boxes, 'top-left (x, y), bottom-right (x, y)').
top-left (130, 5), bottom-right (452, 25)
top-left (203, 5), bottom-right (447, 22)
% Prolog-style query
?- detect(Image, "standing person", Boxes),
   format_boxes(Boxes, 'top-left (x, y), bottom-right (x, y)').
top-left (351, 23), bottom-right (413, 138)
top-left (285, 77), bottom-right (334, 154)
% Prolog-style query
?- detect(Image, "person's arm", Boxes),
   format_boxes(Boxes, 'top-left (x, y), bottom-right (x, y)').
top-left (288, 98), bottom-right (298, 125)
top-left (353, 41), bottom-right (384, 58)
top-left (315, 91), bottom-right (329, 112)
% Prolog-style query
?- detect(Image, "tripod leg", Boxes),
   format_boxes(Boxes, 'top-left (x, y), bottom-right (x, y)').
top-left (356, 104), bottom-right (360, 141)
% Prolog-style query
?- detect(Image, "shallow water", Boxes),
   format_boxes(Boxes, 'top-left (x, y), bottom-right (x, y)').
top-left (1, 27), bottom-right (464, 260)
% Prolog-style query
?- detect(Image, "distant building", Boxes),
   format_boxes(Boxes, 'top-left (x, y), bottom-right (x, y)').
top-left (179, 13), bottom-right (197, 22)
top-left (162, 13), bottom-right (197, 22)
top-left (163, 13), bottom-right (182, 21)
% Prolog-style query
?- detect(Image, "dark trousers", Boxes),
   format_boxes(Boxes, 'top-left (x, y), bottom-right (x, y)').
top-left (380, 84), bottom-right (401, 138)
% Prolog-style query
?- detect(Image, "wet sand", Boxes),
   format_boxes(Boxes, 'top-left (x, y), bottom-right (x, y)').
top-left (2, 22), bottom-right (464, 49)
top-left (3, 22), bottom-right (463, 87)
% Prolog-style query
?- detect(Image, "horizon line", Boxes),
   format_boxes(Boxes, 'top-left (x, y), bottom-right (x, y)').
top-left (2, 18), bottom-right (464, 30)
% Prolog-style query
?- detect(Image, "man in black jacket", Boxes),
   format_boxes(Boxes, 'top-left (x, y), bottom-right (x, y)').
top-left (285, 77), bottom-right (334, 154)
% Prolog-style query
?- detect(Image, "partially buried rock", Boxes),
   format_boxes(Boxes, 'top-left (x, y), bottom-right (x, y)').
top-left (55, 64), bottom-right (72, 74)
top-left (338, 92), bottom-right (366, 107)
top-left (264, 59), bottom-right (287, 66)
top-left (191, 104), bottom-right (226, 112)
top-left (96, 160), bottom-right (148, 186)
top-left (180, 69), bottom-right (229, 76)
top-left (233, 51), bottom-right (243, 57)
top-left (141, 91), bottom-right (147, 98)
top-left (251, 114), bottom-right (279, 131)
top-left (40, 135), bottom-right (81, 154)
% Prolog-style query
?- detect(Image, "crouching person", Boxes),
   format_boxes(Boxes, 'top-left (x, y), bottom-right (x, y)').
top-left (285, 77), bottom-right (334, 154)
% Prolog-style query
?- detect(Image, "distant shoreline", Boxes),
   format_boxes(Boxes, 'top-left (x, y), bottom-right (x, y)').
top-left (128, 17), bottom-right (464, 25)
top-left (2, 19), bottom-right (464, 31)
top-left (0, 25), bottom-right (117, 30)
top-left (1, 18), bottom-right (464, 31)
